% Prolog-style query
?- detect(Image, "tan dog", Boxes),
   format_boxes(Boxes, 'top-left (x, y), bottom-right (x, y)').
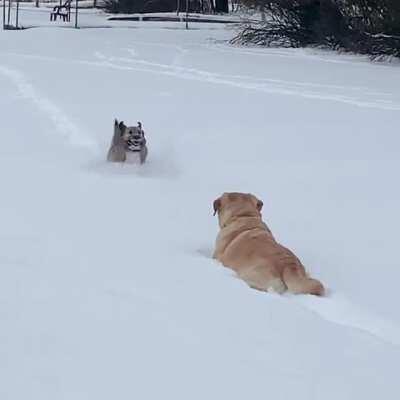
top-left (213, 192), bottom-right (324, 296)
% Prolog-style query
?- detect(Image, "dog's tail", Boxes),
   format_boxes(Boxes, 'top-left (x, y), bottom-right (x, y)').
top-left (282, 267), bottom-right (325, 296)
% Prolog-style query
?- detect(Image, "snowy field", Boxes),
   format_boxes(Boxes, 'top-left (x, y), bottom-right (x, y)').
top-left (1, 8), bottom-right (400, 400)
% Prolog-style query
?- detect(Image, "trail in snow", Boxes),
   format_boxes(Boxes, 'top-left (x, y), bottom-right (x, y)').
top-left (0, 65), bottom-right (99, 153)
top-left (198, 252), bottom-right (400, 347)
top-left (3, 50), bottom-right (400, 111)
top-left (293, 293), bottom-right (400, 347)
top-left (89, 52), bottom-right (400, 111)
top-left (114, 49), bottom-right (390, 92)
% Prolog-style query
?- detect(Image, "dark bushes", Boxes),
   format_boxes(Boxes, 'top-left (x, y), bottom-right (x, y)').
top-left (233, 0), bottom-right (400, 59)
top-left (104, 0), bottom-right (176, 13)
top-left (104, 0), bottom-right (217, 14)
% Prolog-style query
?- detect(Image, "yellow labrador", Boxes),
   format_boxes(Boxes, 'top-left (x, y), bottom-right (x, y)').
top-left (213, 192), bottom-right (324, 296)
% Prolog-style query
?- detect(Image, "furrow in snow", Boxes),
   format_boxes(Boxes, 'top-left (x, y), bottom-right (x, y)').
top-left (0, 65), bottom-right (99, 152)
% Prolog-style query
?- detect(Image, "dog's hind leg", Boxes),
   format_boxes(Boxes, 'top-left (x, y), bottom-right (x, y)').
top-left (282, 266), bottom-right (324, 296)
top-left (239, 266), bottom-right (287, 294)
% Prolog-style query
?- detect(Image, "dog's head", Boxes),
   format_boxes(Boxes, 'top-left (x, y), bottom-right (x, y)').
top-left (125, 126), bottom-right (143, 141)
top-left (213, 192), bottom-right (263, 228)
top-left (115, 120), bottom-right (144, 141)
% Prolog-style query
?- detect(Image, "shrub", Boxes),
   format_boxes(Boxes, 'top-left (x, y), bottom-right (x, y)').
top-left (233, 0), bottom-right (400, 59)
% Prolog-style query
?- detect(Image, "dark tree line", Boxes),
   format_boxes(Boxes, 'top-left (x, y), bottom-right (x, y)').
top-left (233, 0), bottom-right (400, 59)
top-left (104, 0), bottom-right (228, 14)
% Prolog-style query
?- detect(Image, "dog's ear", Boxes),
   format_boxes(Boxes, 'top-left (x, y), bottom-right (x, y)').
top-left (119, 121), bottom-right (126, 131)
top-left (256, 199), bottom-right (263, 211)
top-left (213, 198), bottom-right (221, 216)
top-left (137, 121), bottom-right (144, 135)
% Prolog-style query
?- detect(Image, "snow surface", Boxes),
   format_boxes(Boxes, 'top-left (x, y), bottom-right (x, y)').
top-left (1, 8), bottom-right (400, 400)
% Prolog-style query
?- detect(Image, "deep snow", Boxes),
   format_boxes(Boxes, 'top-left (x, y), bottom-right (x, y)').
top-left (1, 8), bottom-right (400, 400)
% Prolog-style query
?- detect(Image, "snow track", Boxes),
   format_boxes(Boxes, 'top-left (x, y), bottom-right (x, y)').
top-left (3, 46), bottom-right (400, 111)
top-left (294, 293), bottom-right (400, 347)
top-left (91, 49), bottom-right (400, 110)
top-left (0, 65), bottom-right (98, 152)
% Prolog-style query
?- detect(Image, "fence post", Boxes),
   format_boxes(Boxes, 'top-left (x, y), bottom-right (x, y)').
top-left (7, 0), bottom-right (11, 26)
top-left (74, 0), bottom-right (78, 28)
top-left (185, 0), bottom-right (188, 29)
top-left (3, 0), bottom-right (6, 29)
top-left (15, 0), bottom-right (19, 28)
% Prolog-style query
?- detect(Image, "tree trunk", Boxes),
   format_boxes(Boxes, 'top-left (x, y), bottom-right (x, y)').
top-left (215, 0), bottom-right (228, 13)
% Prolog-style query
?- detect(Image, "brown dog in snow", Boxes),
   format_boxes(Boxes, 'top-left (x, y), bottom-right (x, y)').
top-left (213, 192), bottom-right (324, 296)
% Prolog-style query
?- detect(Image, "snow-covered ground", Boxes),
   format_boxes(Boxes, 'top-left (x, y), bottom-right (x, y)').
top-left (1, 8), bottom-right (400, 400)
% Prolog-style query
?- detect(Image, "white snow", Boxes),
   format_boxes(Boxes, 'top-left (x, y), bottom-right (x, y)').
top-left (1, 8), bottom-right (400, 400)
